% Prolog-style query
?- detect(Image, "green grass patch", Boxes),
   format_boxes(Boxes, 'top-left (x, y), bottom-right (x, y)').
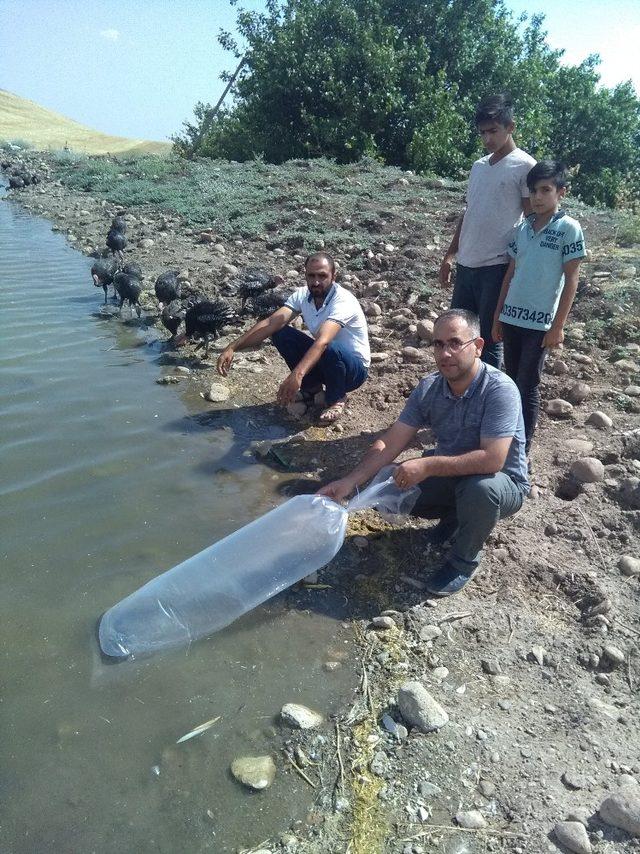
top-left (50, 152), bottom-right (459, 246)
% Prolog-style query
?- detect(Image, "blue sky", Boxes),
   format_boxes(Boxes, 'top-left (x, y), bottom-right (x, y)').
top-left (1, 0), bottom-right (638, 142)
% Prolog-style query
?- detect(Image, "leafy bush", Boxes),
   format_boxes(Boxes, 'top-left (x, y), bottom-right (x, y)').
top-left (174, 0), bottom-right (640, 208)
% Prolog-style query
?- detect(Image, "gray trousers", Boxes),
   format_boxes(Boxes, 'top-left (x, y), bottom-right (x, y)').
top-left (412, 472), bottom-right (525, 573)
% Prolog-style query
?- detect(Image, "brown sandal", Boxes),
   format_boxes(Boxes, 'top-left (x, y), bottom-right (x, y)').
top-left (318, 399), bottom-right (346, 424)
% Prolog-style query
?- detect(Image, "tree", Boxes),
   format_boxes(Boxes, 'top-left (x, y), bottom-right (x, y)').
top-left (174, 0), bottom-right (640, 206)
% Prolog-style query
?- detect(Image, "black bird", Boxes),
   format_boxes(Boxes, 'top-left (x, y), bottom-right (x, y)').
top-left (175, 299), bottom-right (237, 357)
top-left (122, 261), bottom-right (143, 280)
top-left (247, 290), bottom-right (286, 319)
top-left (155, 271), bottom-right (181, 308)
top-left (161, 300), bottom-right (185, 339)
top-left (106, 228), bottom-right (126, 263)
top-left (111, 215), bottom-right (127, 233)
top-left (91, 259), bottom-right (118, 303)
top-left (235, 269), bottom-right (280, 310)
top-left (113, 272), bottom-right (142, 317)
top-left (8, 175), bottom-right (25, 189)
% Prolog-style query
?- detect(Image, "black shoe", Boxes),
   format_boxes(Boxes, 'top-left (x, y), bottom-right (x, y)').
top-left (423, 515), bottom-right (458, 546)
top-left (425, 562), bottom-right (476, 597)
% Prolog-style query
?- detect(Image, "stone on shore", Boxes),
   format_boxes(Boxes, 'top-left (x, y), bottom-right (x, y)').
top-left (546, 399), bottom-right (573, 417)
top-left (204, 383), bottom-right (230, 403)
top-left (231, 755), bottom-right (276, 790)
top-left (619, 555), bottom-right (640, 576)
top-left (599, 790), bottom-right (640, 835)
top-left (565, 381), bottom-right (591, 404)
top-left (586, 411), bottom-right (613, 430)
top-left (280, 703), bottom-right (323, 730)
top-left (397, 681), bottom-right (449, 733)
top-left (455, 809), bottom-right (486, 829)
top-left (570, 457), bottom-right (605, 483)
top-left (554, 820), bottom-right (592, 853)
top-left (416, 320), bottom-right (435, 342)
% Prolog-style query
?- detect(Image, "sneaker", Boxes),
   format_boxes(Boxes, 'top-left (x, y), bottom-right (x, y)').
top-left (425, 562), bottom-right (475, 597)
top-left (422, 515), bottom-right (458, 547)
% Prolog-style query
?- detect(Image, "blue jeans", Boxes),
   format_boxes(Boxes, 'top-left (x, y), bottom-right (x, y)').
top-left (451, 263), bottom-right (508, 369)
top-left (412, 471), bottom-right (525, 573)
top-left (501, 323), bottom-right (547, 454)
top-left (271, 326), bottom-right (368, 405)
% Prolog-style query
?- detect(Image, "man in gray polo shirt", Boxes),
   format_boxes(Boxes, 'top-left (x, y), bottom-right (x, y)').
top-left (217, 252), bottom-right (370, 423)
top-left (319, 309), bottom-right (529, 596)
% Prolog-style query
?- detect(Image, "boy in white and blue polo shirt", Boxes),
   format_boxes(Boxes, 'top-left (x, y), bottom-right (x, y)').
top-left (492, 160), bottom-right (586, 455)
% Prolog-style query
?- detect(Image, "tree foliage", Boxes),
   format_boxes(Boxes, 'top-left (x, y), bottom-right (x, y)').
top-left (174, 0), bottom-right (640, 207)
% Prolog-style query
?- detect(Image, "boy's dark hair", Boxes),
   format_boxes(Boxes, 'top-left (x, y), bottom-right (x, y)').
top-left (475, 93), bottom-right (514, 127)
top-left (526, 159), bottom-right (569, 191)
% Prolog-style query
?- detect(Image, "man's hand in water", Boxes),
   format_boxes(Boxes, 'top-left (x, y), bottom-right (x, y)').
top-left (217, 347), bottom-right (235, 376)
top-left (317, 477), bottom-right (356, 503)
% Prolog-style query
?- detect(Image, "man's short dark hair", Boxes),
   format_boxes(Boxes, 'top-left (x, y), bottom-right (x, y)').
top-left (435, 309), bottom-right (481, 339)
top-left (526, 159), bottom-right (569, 192)
top-left (475, 93), bottom-right (514, 127)
top-left (305, 251), bottom-right (336, 276)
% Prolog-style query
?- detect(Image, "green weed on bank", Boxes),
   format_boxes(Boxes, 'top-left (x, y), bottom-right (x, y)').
top-left (50, 152), bottom-right (457, 245)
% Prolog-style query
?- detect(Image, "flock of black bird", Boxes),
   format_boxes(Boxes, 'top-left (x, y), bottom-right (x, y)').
top-left (93, 214), bottom-right (287, 355)
top-left (2, 158), bottom-right (288, 355)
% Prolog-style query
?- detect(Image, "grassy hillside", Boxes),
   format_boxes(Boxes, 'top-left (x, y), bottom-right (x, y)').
top-left (0, 90), bottom-right (171, 156)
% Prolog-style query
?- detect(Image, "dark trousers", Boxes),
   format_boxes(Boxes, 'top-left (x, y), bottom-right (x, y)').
top-left (412, 471), bottom-right (525, 572)
top-left (501, 323), bottom-right (547, 454)
top-left (451, 263), bottom-right (508, 369)
top-left (271, 326), bottom-right (368, 405)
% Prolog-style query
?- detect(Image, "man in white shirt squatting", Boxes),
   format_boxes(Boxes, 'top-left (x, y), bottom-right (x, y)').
top-left (217, 253), bottom-right (370, 423)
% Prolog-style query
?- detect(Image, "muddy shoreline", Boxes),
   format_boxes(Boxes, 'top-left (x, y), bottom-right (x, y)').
top-left (3, 152), bottom-right (640, 854)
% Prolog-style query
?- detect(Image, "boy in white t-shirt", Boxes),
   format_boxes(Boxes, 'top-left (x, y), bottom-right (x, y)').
top-left (439, 93), bottom-right (535, 368)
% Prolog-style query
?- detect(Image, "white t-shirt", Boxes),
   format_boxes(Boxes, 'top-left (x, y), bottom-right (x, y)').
top-left (285, 283), bottom-right (371, 367)
top-left (457, 148), bottom-right (536, 269)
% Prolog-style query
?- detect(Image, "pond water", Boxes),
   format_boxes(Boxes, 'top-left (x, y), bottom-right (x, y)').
top-left (0, 190), bottom-right (354, 852)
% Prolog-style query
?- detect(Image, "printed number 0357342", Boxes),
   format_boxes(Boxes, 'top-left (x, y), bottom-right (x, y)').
top-left (501, 304), bottom-right (552, 325)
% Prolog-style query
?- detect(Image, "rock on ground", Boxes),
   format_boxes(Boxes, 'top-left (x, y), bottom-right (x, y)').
top-left (546, 398), bottom-right (573, 417)
top-left (280, 703), bottom-right (324, 729)
top-left (570, 457), bottom-right (605, 483)
top-left (599, 790), bottom-right (640, 835)
top-left (455, 809), bottom-right (486, 829)
top-left (397, 681), bottom-right (449, 732)
top-left (619, 555), bottom-right (640, 576)
top-left (205, 383), bottom-right (230, 402)
top-left (586, 411), bottom-right (613, 429)
top-left (230, 755), bottom-right (276, 790)
top-left (554, 820), bottom-right (592, 853)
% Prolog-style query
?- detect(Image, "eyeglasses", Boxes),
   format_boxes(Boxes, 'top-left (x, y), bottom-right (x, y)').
top-left (431, 337), bottom-right (478, 353)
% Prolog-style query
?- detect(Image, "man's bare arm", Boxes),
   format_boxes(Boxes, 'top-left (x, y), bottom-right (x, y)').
top-left (393, 435), bottom-right (514, 487)
top-left (217, 306), bottom-right (294, 376)
top-left (439, 211), bottom-right (465, 287)
top-left (317, 421), bottom-right (419, 501)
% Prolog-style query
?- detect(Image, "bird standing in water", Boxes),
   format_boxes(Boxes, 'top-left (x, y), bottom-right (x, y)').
top-left (161, 300), bottom-right (186, 341)
top-left (91, 259), bottom-right (118, 304)
top-left (113, 271), bottom-right (142, 317)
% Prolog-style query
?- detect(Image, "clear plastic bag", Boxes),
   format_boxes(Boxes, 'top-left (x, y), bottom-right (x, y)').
top-left (98, 467), bottom-right (418, 659)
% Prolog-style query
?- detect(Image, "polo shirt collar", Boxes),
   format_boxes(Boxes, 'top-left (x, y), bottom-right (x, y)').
top-left (442, 360), bottom-right (486, 399)
top-left (526, 209), bottom-right (566, 230)
top-left (307, 282), bottom-right (337, 308)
